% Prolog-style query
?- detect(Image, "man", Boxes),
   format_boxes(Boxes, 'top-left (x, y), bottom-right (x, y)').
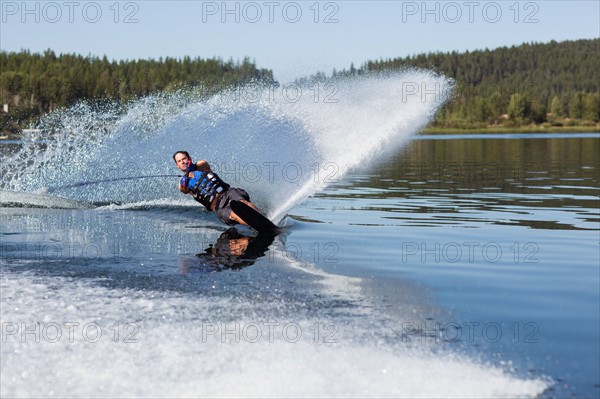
top-left (173, 151), bottom-right (261, 226)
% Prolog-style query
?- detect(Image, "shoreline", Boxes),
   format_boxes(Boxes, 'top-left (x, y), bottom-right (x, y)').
top-left (2, 126), bottom-right (600, 139)
top-left (421, 125), bottom-right (600, 134)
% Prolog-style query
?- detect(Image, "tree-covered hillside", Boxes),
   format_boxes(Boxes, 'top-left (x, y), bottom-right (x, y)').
top-left (331, 39), bottom-right (599, 127)
top-left (1, 39), bottom-right (598, 133)
top-left (0, 50), bottom-right (275, 133)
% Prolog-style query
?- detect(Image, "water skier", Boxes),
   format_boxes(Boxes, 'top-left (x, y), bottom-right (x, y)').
top-left (173, 150), bottom-right (268, 228)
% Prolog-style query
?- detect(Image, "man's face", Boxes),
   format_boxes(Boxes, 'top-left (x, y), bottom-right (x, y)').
top-left (174, 153), bottom-right (191, 171)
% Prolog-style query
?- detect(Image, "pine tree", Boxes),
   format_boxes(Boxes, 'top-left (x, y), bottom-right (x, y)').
top-left (583, 93), bottom-right (600, 121)
top-left (508, 93), bottom-right (532, 123)
top-left (550, 96), bottom-right (562, 117)
top-left (569, 92), bottom-right (584, 119)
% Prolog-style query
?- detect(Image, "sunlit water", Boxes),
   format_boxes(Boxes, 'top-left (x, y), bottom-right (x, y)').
top-left (1, 74), bottom-right (598, 398)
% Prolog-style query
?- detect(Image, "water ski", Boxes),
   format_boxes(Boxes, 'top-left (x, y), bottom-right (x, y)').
top-left (230, 200), bottom-right (279, 234)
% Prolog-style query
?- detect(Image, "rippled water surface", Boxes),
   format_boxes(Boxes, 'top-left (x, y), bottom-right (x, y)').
top-left (1, 126), bottom-right (598, 398)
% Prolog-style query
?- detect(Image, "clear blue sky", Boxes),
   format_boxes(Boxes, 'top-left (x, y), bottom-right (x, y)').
top-left (1, 1), bottom-right (599, 82)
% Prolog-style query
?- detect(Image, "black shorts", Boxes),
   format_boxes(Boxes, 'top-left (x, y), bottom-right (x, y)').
top-left (215, 188), bottom-right (250, 225)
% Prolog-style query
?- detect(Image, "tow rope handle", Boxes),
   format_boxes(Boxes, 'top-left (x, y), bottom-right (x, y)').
top-left (180, 160), bottom-right (198, 189)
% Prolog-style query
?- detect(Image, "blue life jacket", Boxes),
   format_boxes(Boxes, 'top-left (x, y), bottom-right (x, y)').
top-left (188, 170), bottom-right (230, 210)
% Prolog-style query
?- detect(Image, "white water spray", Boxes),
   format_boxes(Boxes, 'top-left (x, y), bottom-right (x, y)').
top-left (1, 70), bottom-right (453, 217)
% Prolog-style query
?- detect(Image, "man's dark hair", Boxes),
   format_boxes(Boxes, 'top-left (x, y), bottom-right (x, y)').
top-left (173, 151), bottom-right (191, 161)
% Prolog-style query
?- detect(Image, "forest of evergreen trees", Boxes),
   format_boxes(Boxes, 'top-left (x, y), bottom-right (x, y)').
top-left (331, 38), bottom-right (599, 128)
top-left (1, 38), bottom-right (598, 133)
top-left (0, 50), bottom-right (275, 133)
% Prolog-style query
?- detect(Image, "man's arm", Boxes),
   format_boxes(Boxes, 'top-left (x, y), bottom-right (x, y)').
top-left (178, 179), bottom-right (190, 193)
top-left (179, 160), bottom-right (211, 193)
top-left (195, 160), bottom-right (211, 172)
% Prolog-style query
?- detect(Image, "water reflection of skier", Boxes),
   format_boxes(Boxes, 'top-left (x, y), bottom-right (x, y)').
top-left (180, 228), bottom-right (276, 273)
top-left (173, 151), bottom-right (262, 226)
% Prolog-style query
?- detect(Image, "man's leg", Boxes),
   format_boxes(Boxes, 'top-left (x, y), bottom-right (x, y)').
top-left (241, 200), bottom-right (259, 211)
top-left (229, 210), bottom-right (249, 225)
top-left (219, 188), bottom-right (264, 226)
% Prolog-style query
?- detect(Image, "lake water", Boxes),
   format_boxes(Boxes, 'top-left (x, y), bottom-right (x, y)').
top-left (0, 73), bottom-right (598, 397)
top-left (1, 132), bottom-right (598, 398)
